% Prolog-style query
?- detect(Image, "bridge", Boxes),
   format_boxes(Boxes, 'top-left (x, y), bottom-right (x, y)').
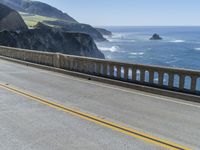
top-left (0, 46), bottom-right (200, 150)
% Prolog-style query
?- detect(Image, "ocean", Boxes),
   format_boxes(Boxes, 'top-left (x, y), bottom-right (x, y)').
top-left (96, 26), bottom-right (200, 70)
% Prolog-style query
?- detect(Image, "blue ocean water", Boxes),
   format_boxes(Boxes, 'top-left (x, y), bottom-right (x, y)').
top-left (97, 26), bottom-right (200, 70)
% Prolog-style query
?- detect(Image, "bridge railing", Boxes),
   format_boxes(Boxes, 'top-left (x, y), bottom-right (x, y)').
top-left (0, 46), bottom-right (200, 95)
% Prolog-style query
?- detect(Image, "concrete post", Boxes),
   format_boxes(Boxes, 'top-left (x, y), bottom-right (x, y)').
top-left (140, 69), bottom-right (145, 82)
top-left (117, 65), bottom-right (121, 79)
top-left (132, 68), bottom-right (137, 81)
top-left (158, 72), bottom-right (164, 86)
top-left (149, 71), bottom-right (154, 84)
top-left (168, 73), bottom-right (174, 88)
top-left (179, 74), bottom-right (185, 90)
top-left (124, 66), bottom-right (129, 80)
top-left (191, 76), bottom-right (197, 92)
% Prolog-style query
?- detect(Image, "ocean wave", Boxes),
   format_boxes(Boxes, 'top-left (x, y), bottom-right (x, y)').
top-left (107, 33), bottom-right (136, 43)
top-left (130, 52), bottom-right (144, 56)
top-left (108, 39), bottom-right (135, 43)
top-left (170, 40), bottom-right (185, 43)
top-left (166, 59), bottom-right (180, 64)
top-left (98, 46), bottom-right (120, 52)
top-left (194, 48), bottom-right (200, 51)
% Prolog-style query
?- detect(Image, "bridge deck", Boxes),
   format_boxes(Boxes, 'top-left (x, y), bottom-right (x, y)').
top-left (0, 59), bottom-right (200, 150)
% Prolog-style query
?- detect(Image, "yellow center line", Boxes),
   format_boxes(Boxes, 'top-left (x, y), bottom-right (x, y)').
top-left (0, 83), bottom-right (191, 150)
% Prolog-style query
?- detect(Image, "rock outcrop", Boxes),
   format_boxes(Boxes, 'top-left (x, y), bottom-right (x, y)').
top-left (95, 28), bottom-right (112, 36)
top-left (150, 33), bottom-right (162, 40)
top-left (0, 0), bottom-right (77, 22)
top-left (0, 23), bottom-right (105, 59)
top-left (44, 20), bottom-right (106, 42)
top-left (0, 3), bottom-right (28, 31)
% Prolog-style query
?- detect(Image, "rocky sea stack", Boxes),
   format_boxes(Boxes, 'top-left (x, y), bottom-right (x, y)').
top-left (150, 33), bottom-right (162, 40)
top-left (0, 3), bottom-right (28, 31)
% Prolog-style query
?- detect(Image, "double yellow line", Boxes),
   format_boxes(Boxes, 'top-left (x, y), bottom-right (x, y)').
top-left (0, 83), bottom-right (191, 150)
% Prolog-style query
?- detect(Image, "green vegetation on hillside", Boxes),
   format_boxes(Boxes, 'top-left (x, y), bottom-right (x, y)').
top-left (20, 12), bottom-right (78, 28)
top-left (20, 12), bottom-right (58, 28)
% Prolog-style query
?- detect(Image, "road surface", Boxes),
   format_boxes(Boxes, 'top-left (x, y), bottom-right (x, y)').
top-left (0, 58), bottom-right (200, 150)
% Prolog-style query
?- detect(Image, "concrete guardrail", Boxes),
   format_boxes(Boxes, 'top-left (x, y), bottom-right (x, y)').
top-left (0, 46), bottom-right (200, 95)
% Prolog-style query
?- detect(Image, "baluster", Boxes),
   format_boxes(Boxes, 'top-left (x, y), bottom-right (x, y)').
top-left (110, 64), bottom-right (114, 78)
top-left (66, 58), bottom-right (70, 70)
top-left (124, 66), bottom-right (129, 80)
top-left (103, 63), bottom-right (108, 76)
top-left (78, 60), bottom-right (83, 72)
top-left (149, 71), bottom-right (154, 84)
top-left (168, 73), bottom-right (174, 88)
top-left (96, 63), bottom-right (101, 75)
top-left (117, 65), bottom-right (121, 79)
top-left (69, 59), bottom-right (73, 70)
top-left (88, 61), bottom-right (93, 74)
top-left (72, 60), bottom-right (76, 71)
top-left (158, 72), bottom-right (164, 86)
top-left (88, 61), bottom-right (92, 73)
top-left (140, 69), bottom-right (145, 82)
top-left (191, 76), bottom-right (197, 92)
top-left (179, 74), bottom-right (185, 90)
top-left (83, 61), bottom-right (88, 73)
top-left (132, 68), bottom-right (137, 81)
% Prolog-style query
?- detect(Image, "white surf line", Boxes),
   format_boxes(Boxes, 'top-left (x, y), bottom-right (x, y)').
top-left (1, 59), bottom-right (200, 108)
top-left (39, 70), bottom-right (200, 109)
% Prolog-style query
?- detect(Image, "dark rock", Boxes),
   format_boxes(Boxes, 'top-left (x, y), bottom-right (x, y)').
top-left (0, 24), bottom-right (105, 59)
top-left (0, 3), bottom-right (28, 31)
top-left (44, 20), bottom-right (107, 42)
top-left (150, 33), bottom-right (162, 40)
top-left (95, 28), bottom-right (112, 36)
top-left (0, 0), bottom-right (77, 22)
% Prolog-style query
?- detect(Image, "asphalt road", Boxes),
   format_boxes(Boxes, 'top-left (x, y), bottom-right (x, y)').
top-left (0, 59), bottom-right (200, 150)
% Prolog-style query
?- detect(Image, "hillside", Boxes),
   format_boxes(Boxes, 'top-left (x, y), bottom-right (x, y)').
top-left (0, 0), bottom-right (77, 22)
top-left (0, 0), bottom-right (109, 41)
top-left (0, 3), bottom-right (28, 31)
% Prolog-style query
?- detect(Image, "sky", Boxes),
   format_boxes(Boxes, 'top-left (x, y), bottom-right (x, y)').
top-left (37, 0), bottom-right (200, 26)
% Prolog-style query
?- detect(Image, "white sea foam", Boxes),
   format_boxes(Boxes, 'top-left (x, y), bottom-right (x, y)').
top-left (130, 52), bottom-right (144, 56)
top-left (99, 46), bottom-right (120, 52)
top-left (170, 40), bottom-right (185, 43)
top-left (108, 39), bottom-right (135, 43)
top-left (194, 48), bottom-right (200, 51)
top-left (166, 59), bottom-right (180, 64)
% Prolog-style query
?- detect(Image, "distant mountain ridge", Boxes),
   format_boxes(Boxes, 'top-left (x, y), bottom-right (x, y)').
top-left (0, 0), bottom-right (77, 22)
top-left (0, 0), bottom-right (109, 41)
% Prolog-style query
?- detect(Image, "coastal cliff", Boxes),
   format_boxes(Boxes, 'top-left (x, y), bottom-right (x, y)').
top-left (0, 23), bottom-right (105, 58)
top-left (0, 1), bottom-right (106, 59)
top-left (44, 20), bottom-right (106, 42)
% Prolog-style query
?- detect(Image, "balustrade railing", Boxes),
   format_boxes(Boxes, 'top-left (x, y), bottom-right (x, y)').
top-left (0, 46), bottom-right (200, 95)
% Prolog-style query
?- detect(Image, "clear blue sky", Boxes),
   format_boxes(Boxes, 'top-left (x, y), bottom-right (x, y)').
top-left (37, 0), bottom-right (200, 26)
